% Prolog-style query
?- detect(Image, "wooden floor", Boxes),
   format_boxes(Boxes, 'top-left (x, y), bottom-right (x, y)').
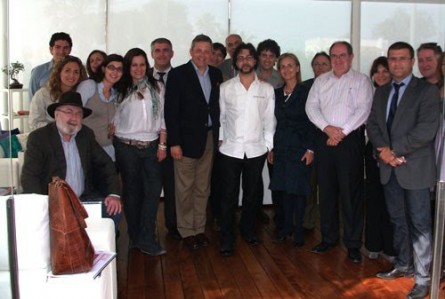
top-left (116, 203), bottom-right (445, 299)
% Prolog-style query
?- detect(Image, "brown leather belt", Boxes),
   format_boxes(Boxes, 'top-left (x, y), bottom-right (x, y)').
top-left (115, 136), bottom-right (158, 149)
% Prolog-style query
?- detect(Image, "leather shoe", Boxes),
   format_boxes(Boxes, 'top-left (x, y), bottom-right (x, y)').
top-left (348, 248), bottom-right (362, 263)
top-left (406, 284), bottom-right (429, 299)
top-left (195, 233), bottom-right (209, 247)
top-left (376, 268), bottom-right (414, 279)
top-left (220, 248), bottom-right (233, 257)
top-left (311, 242), bottom-right (335, 254)
top-left (183, 236), bottom-right (199, 251)
top-left (273, 235), bottom-right (286, 243)
top-left (244, 237), bottom-right (260, 246)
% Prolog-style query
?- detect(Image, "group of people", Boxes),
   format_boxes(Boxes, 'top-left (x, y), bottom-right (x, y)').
top-left (20, 31), bottom-right (445, 299)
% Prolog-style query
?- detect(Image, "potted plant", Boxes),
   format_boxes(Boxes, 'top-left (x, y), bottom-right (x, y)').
top-left (2, 61), bottom-right (25, 89)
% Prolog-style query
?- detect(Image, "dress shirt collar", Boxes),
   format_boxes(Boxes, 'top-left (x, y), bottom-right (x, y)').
top-left (391, 73), bottom-right (413, 87)
top-left (191, 60), bottom-right (209, 76)
top-left (153, 66), bottom-right (172, 75)
top-left (327, 68), bottom-right (354, 79)
top-left (234, 72), bottom-right (260, 85)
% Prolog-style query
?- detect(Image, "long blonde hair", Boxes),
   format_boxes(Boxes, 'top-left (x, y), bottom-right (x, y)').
top-left (47, 55), bottom-right (87, 102)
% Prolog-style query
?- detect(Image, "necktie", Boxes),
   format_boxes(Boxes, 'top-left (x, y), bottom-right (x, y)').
top-left (387, 82), bottom-right (404, 133)
top-left (158, 72), bottom-right (166, 85)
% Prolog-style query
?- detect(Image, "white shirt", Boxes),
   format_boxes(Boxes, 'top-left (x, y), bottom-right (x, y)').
top-left (219, 74), bottom-right (276, 159)
top-left (305, 69), bottom-right (373, 135)
top-left (114, 80), bottom-right (165, 141)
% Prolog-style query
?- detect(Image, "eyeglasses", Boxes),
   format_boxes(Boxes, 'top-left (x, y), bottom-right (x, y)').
top-left (330, 53), bottom-right (349, 60)
top-left (56, 109), bottom-right (83, 118)
top-left (388, 57), bottom-right (412, 63)
top-left (236, 55), bottom-right (254, 62)
top-left (313, 62), bottom-right (330, 67)
top-left (106, 65), bottom-right (123, 73)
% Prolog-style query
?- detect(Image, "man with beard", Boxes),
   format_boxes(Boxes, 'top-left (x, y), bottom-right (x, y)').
top-left (218, 43), bottom-right (275, 257)
top-left (21, 91), bottom-right (122, 221)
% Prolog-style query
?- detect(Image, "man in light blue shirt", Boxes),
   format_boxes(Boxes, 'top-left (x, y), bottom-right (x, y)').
top-left (29, 32), bottom-right (72, 100)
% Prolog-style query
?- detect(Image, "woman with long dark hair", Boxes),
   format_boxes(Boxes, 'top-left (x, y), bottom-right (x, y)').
top-left (113, 48), bottom-right (167, 256)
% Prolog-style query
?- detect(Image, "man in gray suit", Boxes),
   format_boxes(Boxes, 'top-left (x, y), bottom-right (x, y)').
top-left (367, 41), bottom-right (440, 299)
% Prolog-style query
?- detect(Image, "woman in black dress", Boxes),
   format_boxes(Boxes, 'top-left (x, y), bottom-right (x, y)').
top-left (269, 53), bottom-right (315, 246)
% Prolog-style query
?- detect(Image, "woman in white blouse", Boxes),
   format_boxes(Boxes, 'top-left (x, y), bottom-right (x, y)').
top-left (113, 48), bottom-right (167, 256)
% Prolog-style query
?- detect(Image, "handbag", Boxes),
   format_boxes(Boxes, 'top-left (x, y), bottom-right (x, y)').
top-left (48, 176), bottom-right (95, 274)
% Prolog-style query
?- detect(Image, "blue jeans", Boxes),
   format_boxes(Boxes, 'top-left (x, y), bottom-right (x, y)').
top-left (114, 140), bottom-right (162, 248)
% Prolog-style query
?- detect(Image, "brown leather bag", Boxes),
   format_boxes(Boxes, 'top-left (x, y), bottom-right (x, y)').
top-left (48, 176), bottom-right (95, 274)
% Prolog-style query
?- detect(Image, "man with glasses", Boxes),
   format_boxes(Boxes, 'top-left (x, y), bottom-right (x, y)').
top-left (218, 43), bottom-right (275, 257)
top-left (305, 41), bottom-right (373, 263)
top-left (29, 32), bottom-right (73, 99)
top-left (367, 41), bottom-right (440, 299)
top-left (302, 51), bottom-right (332, 232)
top-left (21, 91), bottom-right (122, 225)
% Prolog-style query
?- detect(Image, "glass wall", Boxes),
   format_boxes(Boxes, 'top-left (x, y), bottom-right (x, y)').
top-left (108, 0), bottom-right (228, 66)
top-left (360, 1), bottom-right (445, 77)
top-left (231, 0), bottom-right (351, 81)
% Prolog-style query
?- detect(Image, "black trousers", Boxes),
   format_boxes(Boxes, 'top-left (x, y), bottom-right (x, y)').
top-left (316, 128), bottom-right (365, 249)
top-left (364, 141), bottom-right (395, 255)
top-left (161, 149), bottom-right (177, 232)
top-left (219, 153), bottom-right (266, 249)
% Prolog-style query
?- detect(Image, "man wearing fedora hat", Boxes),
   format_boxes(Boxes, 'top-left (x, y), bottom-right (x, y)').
top-left (21, 91), bottom-right (122, 220)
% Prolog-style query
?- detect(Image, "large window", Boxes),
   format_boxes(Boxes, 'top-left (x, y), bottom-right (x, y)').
top-left (360, 1), bottom-right (445, 76)
top-left (108, 0), bottom-right (228, 66)
top-left (231, 0), bottom-right (351, 80)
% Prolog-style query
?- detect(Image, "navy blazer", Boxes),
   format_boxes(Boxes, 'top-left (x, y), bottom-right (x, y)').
top-left (366, 76), bottom-right (440, 189)
top-left (164, 61), bottom-right (223, 159)
top-left (21, 122), bottom-right (120, 197)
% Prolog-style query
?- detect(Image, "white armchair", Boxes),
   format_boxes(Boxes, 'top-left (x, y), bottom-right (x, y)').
top-left (0, 194), bottom-right (117, 299)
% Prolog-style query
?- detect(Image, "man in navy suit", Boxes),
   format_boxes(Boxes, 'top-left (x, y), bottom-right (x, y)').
top-left (165, 34), bottom-right (223, 250)
top-left (367, 41), bottom-right (440, 299)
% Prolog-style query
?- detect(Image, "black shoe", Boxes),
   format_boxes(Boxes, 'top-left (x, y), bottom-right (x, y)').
top-left (406, 284), bottom-right (429, 299)
top-left (167, 229), bottom-right (182, 241)
top-left (311, 242), bottom-right (335, 254)
top-left (294, 241), bottom-right (304, 247)
top-left (376, 268), bottom-right (414, 279)
top-left (244, 237), bottom-right (260, 246)
top-left (273, 235), bottom-right (286, 243)
top-left (195, 233), bottom-right (209, 247)
top-left (348, 248), bottom-right (362, 263)
top-left (220, 248), bottom-right (234, 257)
top-left (183, 236), bottom-right (199, 251)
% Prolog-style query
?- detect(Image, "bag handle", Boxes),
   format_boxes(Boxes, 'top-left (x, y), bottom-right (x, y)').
top-left (52, 177), bottom-right (89, 228)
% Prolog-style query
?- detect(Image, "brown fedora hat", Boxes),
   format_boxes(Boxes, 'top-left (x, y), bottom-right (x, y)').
top-left (47, 91), bottom-right (92, 119)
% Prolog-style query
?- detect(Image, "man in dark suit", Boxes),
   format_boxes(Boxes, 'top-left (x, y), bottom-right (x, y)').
top-left (21, 91), bottom-right (122, 219)
top-left (367, 41), bottom-right (440, 299)
top-left (165, 34), bottom-right (223, 250)
top-left (149, 37), bottom-right (181, 241)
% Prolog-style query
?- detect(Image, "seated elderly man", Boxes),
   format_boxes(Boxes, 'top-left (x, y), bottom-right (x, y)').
top-left (21, 91), bottom-right (122, 228)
